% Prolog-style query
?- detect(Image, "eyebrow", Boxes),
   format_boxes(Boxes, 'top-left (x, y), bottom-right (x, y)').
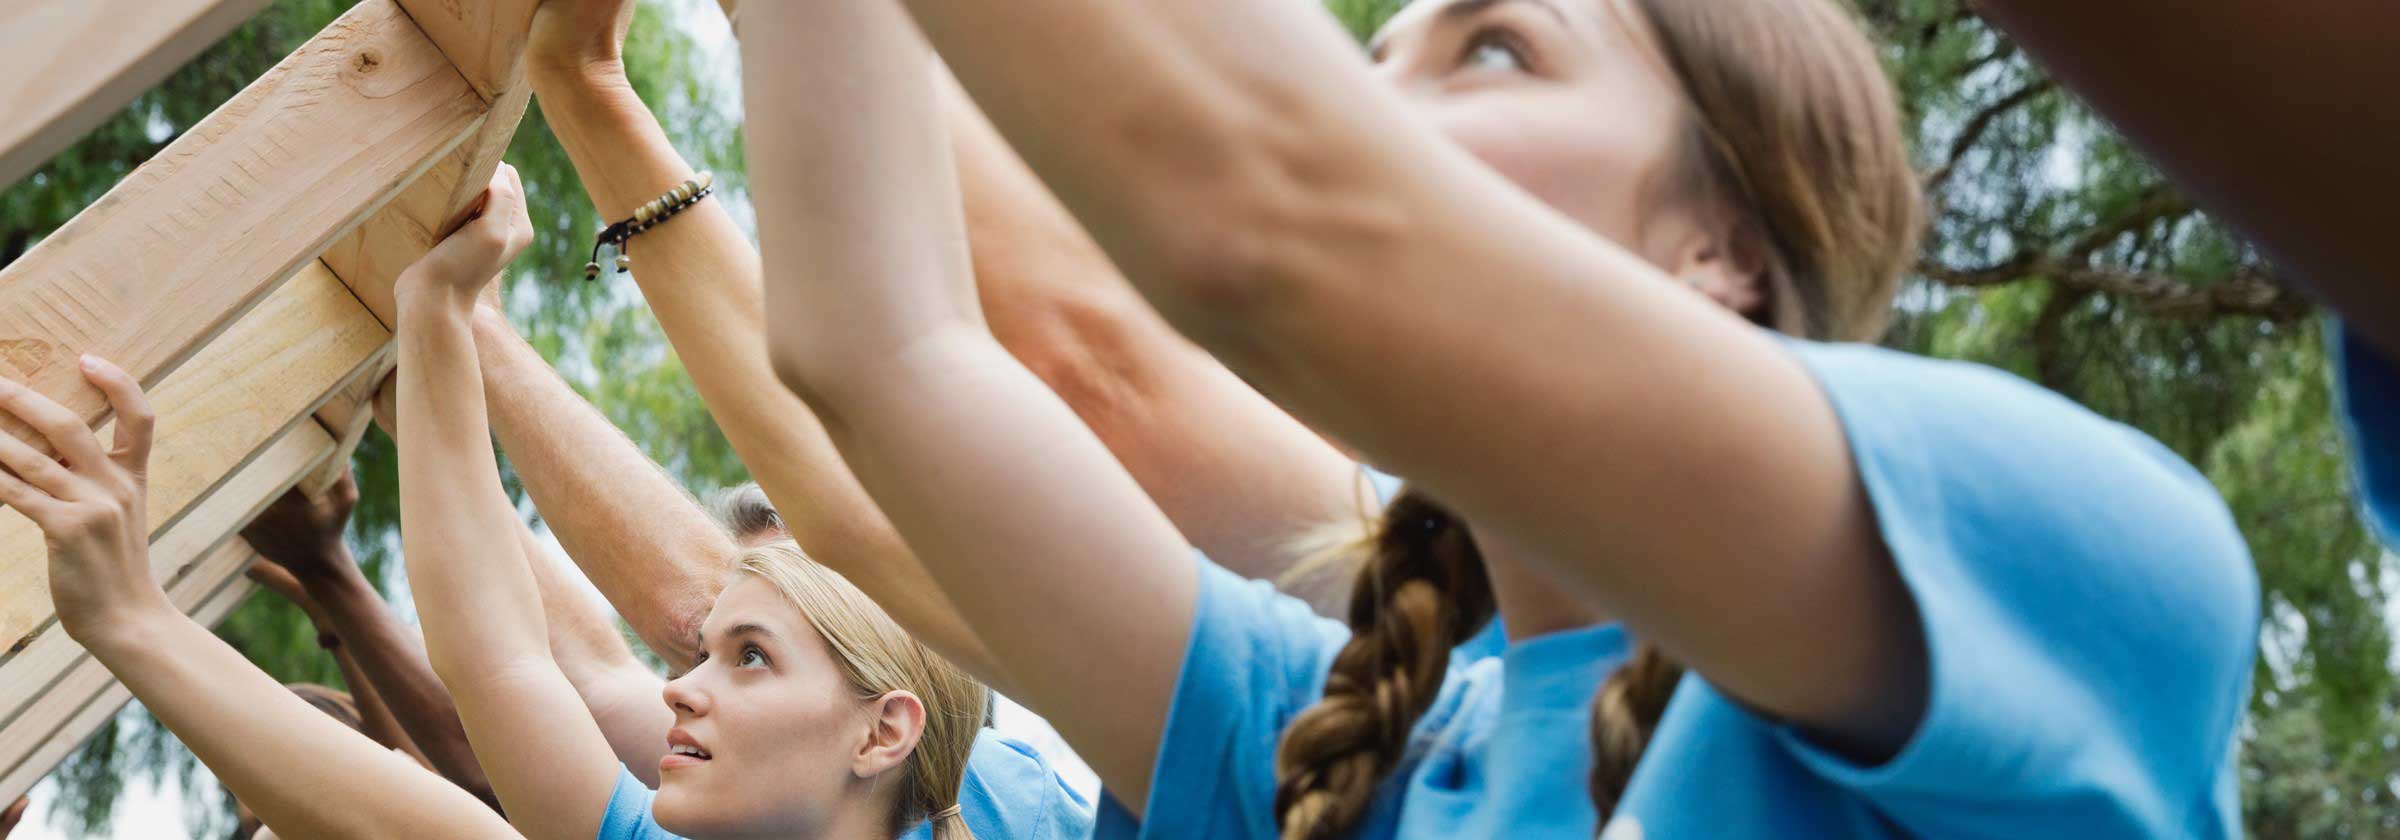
top-left (698, 622), bottom-right (782, 651)
top-left (1370, 0), bottom-right (1575, 58)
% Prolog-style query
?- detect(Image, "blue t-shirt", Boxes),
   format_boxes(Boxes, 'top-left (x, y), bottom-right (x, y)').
top-left (597, 728), bottom-right (1094, 839)
top-left (1093, 562), bottom-right (1630, 840)
top-left (2334, 324), bottom-right (2400, 544)
top-left (1101, 340), bottom-right (2258, 839)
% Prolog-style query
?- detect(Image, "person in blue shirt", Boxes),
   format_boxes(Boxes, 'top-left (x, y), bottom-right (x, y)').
top-left (737, 1), bottom-right (2260, 840)
top-left (383, 164), bottom-right (990, 840)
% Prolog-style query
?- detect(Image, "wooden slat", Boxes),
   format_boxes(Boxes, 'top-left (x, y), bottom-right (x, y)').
top-left (0, 0), bottom-right (276, 188)
top-left (0, 0), bottom-right (484, 449)
top-left (391, 0), bottom-right (541, 103)
top-left (0, 539), bottom-right (277, 805)
top-left (301, 353), bottom-right (394, 497)
top-left (0, 261), bottom-right (388, 656)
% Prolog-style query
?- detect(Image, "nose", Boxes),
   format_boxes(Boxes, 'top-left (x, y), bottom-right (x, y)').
top-left (662, 668), bottom-right (711, 717)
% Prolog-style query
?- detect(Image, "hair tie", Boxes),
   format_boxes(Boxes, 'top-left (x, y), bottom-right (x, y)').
top-left (932, 804), bottom-right (963, 820)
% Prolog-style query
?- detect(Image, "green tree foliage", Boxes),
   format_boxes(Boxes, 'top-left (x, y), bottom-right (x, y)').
top-left (2, 0), bottom-right (2392, 836)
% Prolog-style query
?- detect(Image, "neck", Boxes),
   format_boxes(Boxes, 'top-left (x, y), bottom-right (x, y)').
top-left (1477, 530), bottom-right (1610, 642)
top-left (813, 776), bottom-right (902, 840)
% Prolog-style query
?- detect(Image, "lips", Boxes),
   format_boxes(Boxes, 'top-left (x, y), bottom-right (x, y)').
top-left (661, 728), bottom-right (714, 772)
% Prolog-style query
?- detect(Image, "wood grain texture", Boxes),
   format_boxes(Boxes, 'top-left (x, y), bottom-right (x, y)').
top-left (0, 0), bottom-right (276, 188)
top-left (0, 536), bottom-right (277, 805)
top-left (391, 0), bottom-right (541, 102)
top-left (302, 352), bottom-right (394, 496)
top-left (0, 0), bottom-right (482, 449)
top-left (0, 261), bottom-right (386, 658)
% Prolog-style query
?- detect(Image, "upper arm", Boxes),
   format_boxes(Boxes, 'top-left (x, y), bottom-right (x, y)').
top-left (1973, 1), bottom-right (2400, 354)
top-left (444, 658), bottom-right (632, 840)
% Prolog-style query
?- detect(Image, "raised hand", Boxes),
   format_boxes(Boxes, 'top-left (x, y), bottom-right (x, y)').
top-left (0, 356), bottom-right (165, 639)
top-left (400, 164), bottom-right (534, 307)
top-left (239, 470), bottom-right (360, 581)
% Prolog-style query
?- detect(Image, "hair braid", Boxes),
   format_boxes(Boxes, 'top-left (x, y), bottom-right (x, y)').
top-left (1587, 643), bottom-right (1684, 821)
top-left (1273, 490), bottom-right (1493, 840)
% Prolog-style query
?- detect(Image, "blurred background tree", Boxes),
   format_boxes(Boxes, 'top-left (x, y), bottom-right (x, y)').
top-left (0, 0), bottom-right (2390, 836)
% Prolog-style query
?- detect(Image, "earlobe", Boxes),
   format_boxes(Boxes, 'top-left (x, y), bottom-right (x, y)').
top-left (853, 690), bottom-right (929, 778)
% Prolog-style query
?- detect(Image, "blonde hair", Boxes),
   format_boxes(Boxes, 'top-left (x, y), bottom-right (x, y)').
top-left (737, 541), bottom-right (985, 840)
top-left (1273, 0), bottom-right (1923, 836)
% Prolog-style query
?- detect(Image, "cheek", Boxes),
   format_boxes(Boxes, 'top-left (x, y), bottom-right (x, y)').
top-left (1422, 88), bottom-right (1671, 248)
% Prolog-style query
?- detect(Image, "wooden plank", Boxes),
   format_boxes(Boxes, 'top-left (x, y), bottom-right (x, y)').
top-left (301, 352), bottom-right (394, 497)
top-left (0, 421), bottom-right (337, 740)
top-left (0, 540), bottom-right (273, 805)
top-left (0, 0), bottom-right (484, 450)
top-left (0, 0), bottom-right (276, 188)
top-left (391, 0), bottom-right (541, 103)
top-left (0, 422), bottom-right (334, 804)
top-left (0, 261), bottom-right (387, 657)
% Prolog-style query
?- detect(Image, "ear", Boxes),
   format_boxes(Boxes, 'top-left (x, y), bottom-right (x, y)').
top-left (1660, 220), bottom-right (1772, 322)
top-left (853, 690), bottom-right (928, 779)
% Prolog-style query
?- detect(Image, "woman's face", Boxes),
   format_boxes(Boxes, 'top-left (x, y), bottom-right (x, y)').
top-left (651, 577), bottom-right (875, 836)
top-left (1371, 0), bottom-right (1752, 304)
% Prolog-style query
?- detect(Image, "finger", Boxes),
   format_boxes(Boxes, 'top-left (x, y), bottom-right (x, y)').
top-left (0, 424), bottom-right (77, 498)
top-left (434, 189), bottom-right (492, 241)
top-left (0, 377), bottom-right (105, 470)
top-left (80, 356), bottom-right (154, 478)
top-left (0, 463), bottom-right (61, 521)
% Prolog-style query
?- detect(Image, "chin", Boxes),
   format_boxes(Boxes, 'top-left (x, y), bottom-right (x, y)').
top-left (650, 778), bottom-right (725, 838)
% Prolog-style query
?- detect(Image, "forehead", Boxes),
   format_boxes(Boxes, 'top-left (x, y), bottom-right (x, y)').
top-left (702, 575), bottom-right (800, 640)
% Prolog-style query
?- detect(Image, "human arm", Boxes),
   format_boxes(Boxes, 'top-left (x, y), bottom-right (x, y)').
top-left (888, 0), bottom-right (1919, 753)
top-left (742, 0), bottom-right (1196, 806)
top-left (1970, 0), bottom-right (2400, 359)
top-left (371, 366), bottom-right (678, 784)
top-left (523, 0), bottom-right (1004, 683)
top-left (238, 475), bottom-right (496, 807)
top-left (394, 165), bottom-right (624, 840)
top-left (2, 361), bottom-right (514, 840)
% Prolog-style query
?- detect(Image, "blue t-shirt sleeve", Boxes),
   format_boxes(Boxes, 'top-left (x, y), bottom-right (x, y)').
top-left (956, 729), bottom-right (1094, 840)
top-left (2334, 322), bottom-right (2400, 544)
top-left (597, 765), bottom-right (683, 840)
top-left (1770, 341), bottom-right (2259, 836)
top-left (1095, 556), bottom-right (1351, 840)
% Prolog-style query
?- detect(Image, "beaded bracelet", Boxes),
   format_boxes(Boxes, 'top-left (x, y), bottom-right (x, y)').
top-left (584, 171), bottom-right (716, 280)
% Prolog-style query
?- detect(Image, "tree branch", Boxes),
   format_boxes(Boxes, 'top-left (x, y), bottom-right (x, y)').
top-left (1922, 259), bottom-right (2312, 323)
top-left (1924, 77), bottom-right (2055, 193)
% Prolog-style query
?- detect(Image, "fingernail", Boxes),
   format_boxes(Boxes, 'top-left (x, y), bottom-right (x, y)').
top-left (79, 355), bottom-right (99, 371)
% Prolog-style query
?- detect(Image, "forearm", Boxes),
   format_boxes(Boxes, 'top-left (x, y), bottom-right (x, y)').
top-left (532, 69), bottom-right (1005, 687)
top-left (82, 610), bottom-right (512, 839)
top-left (396, 285), bottom-right (552, 677)
top-left (296, 553), bottom-right (495, 802)
top-left (945, 79), bottom-right (1365, 591)
top-left (330, 646), bottom-right (430, 763)
top-left (473, 310), bottom-right (727, 670)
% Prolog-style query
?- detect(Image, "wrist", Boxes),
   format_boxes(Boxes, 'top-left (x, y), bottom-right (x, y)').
top-left (66, 596), bottom-right (182, 656)
top-left (394, 273), bottom-right (479, 321)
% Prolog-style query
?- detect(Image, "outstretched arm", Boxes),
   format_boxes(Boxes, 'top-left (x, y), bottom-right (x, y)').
top-left (394, 165), bottom-right (623, 840)
top-left (2, 361), bottom-right (512, 840)
top-left (372, 364), bottom-right (677, 784)
top-left (239, 476), bottom-right (497, 808)
top-left (891, 0), bottom-right (1916, 752)
top-left (524, 0), bottom-right (1004, 684)
top-left (744, 0), bottom-right (1196, 805)
top-left (1972, 1), bottom-right (2400, 357)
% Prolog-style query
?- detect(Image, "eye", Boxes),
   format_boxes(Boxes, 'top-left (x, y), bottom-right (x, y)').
top-left (737, 644), bottom-right (768, 669)
top-left (1458, 28), bottom-right (1531, 74)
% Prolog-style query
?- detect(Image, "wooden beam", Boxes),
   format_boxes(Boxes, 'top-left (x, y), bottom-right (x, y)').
top-left (391, 0), bottom-right (541, 104)
top-left (0, 535), bottom-right (285, 805)
top-left (0, 0), bottom-right (483, 450)
top-left (301, 353), bottom-right (394, 497)
top-left (0, 261), bottom-right (387, 657)
top-left (0, 419), bottom-right (334, 805)
top-left (0, 0), bottom-right (276, 189)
